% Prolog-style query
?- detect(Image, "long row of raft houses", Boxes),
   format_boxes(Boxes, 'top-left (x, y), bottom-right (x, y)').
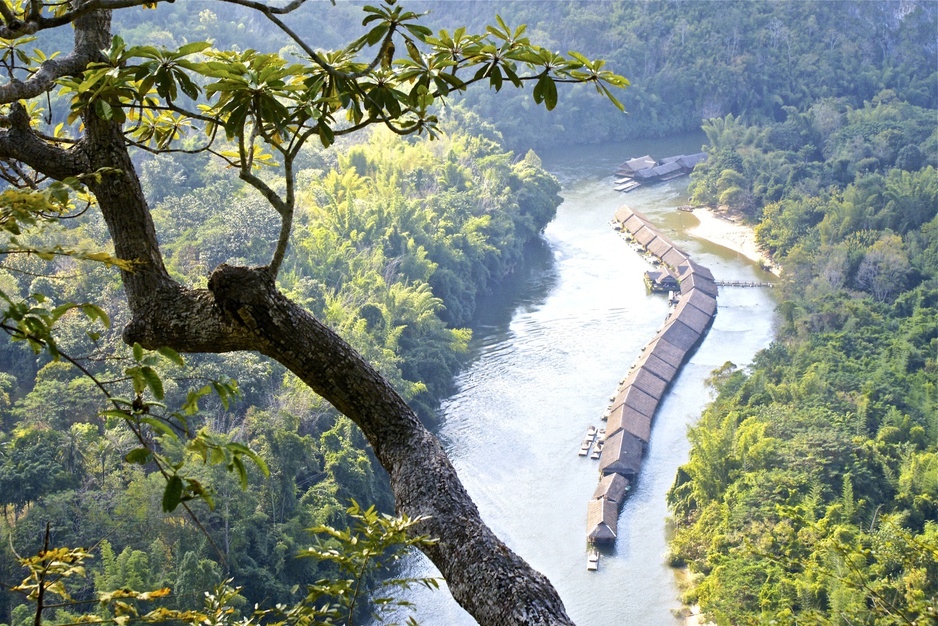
top-left (585, 205), bottom-right (719, 558)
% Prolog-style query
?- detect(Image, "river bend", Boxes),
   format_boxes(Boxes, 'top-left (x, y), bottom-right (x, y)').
top-left (386, 137), bottom-right (777, 625)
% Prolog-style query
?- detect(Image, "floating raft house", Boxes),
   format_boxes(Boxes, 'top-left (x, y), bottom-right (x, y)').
top-left (613, 153), bottom-right (707, 193)
top-left (587, 205), bottom-right (718, 549)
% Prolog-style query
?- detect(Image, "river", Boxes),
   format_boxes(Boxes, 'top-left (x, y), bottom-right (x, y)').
top-left (383, 135), bottom-right (778, 625)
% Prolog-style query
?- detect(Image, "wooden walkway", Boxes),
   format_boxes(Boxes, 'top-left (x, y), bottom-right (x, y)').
top-left (715, 280), bottom-right (775, 288)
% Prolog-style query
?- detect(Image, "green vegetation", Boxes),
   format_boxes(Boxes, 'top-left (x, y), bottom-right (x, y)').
top-left (0, 0), bottom-right (613, 621)
top-left (82, 0), bottom-right (937, 151)
top-left (1, 0), bottom-right (935, 623)
top-left (0, 115), bottom-right (563, 620)
top-left (423, 0), bottom-right (938, 149)
top-left (668, 95), bottom-right (937, 624)
top-left (6, 502), bottom-right (436, 626)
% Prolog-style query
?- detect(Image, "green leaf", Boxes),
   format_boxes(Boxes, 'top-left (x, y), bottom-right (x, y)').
top-left (132, 342), bottom-right (144, 362)
top-left (162, 475), bottom-right (183, 512)
top-left (125, 448), bottom-right (152, 465)
top-left (177, 41), bottom-right (212, 56)
top-left (232, 457), bottom-right (248, 490)
top-left (140, 416), bottom-right (177, 439)
top-left (156, 346), bottom-right (184, 367)
top-left (141, 366), bottom-right (164, 400)
top-left (94, 99), bottom-right (114, 121)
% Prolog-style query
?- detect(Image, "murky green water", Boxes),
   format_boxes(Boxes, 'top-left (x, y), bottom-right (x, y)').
top-left (386, 136), bottom-right (777, 625)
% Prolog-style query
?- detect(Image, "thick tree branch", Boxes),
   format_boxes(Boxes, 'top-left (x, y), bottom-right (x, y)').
top-left (0, 103), bottom-right (87, 180)
top-left (206, 265), bottom-right (576, 626)
top-left (7, 6), bottom-right (581, 625)
top-left (0, 0), bottom-right (129, 104)
top-left (0, 0), bottom-right (172, 39)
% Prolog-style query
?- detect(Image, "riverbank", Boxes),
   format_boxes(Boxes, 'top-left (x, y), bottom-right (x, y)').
top-left (686, 207), bottom-right (780, 276)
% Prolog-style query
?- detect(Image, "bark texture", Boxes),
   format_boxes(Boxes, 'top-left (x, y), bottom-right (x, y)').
top-left (0, 9), bottom-right (577, 626)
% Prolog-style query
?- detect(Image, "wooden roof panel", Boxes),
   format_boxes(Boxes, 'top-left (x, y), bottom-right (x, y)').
top-left (599, 430), bottom-right (644, 477)
top-left (587, 498), bottom-right (619, 543)
top-left (592, 473), bottom-right (629, 504)
top-left (606, 404), bottom-right (653, 442)
top-left (611, 383), bottom-right (660, 418)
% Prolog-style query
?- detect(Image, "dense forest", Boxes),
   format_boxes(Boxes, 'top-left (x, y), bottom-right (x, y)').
top-left (0, 0), bottom-right (936, 625)
top-left (0, 111), bottom-right (563, 621)
top-left (441, 0), bottom-right (938, 149)
top-left (83, 0), bottom-right (938, 150)
top-left (667, 94), bottom-right (937, 625)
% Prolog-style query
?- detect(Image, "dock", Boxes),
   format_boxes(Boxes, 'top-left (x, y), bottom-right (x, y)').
top-left (587, 205), bottom-right (719, 559)
top-left (715, 280), bottom-right (774, 288)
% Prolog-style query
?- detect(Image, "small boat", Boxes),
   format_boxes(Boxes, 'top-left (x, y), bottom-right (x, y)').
top-left (590, 445), bottom-right (602, 460)
top-left (587, 425), bottom-right (597, 438)
top-left (597, 428), bottom-right (606, 442)
top-left (578, 446), bottom-right (590, 457)
top-left (587, 548), bottom-right (600, 571)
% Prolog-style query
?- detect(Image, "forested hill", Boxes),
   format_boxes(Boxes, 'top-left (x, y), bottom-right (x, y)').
top-left (666, 99), bottom-right (937, 621)
top-left (440, 0), bottom-right (938, 148)
top-left (104, 0), bottom-right (937, 149)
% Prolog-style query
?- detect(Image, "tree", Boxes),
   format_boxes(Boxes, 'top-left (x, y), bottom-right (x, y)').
top-left (855, 232), bottom-right (910, 302)
top-left (0, 2), bottom-right (627, 623)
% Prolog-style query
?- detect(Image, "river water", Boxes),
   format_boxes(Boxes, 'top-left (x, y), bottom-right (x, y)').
top-left (385, 136), bottom-right (778, 625)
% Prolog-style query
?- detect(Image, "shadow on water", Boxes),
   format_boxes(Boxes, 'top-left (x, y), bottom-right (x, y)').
top-left (469, 236), bottom-right (558, 332)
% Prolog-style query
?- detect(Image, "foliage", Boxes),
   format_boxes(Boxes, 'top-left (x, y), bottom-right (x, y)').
top-left (6, 503), bottom-right (436, 626)
top-left (669, 84), bottom-right (937, 624)
top-left (0, 1), bottom-right (576, 618)
top-left (416, 1), bottom-right (938, 149)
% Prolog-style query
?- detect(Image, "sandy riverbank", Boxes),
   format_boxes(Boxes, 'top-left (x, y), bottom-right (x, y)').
top-left (685, 207), bottom-right (780, 276)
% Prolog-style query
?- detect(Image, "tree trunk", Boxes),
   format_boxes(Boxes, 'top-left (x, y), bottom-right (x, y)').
top-left (0, 9), bottom-right (576, 626)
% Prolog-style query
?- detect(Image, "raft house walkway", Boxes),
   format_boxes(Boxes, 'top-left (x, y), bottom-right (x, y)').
top-left (586, 205), bottom-right (719, 555)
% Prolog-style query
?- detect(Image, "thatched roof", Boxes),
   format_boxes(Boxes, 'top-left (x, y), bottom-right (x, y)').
top-left (685, 289), bottom-right (718, 317)
top-left (634, 351), bottom-right (679, 381)
top-left (658, 319), bottom-right (703, 352)
top-left (606, 404), bottom-right (652, 443)
top-left (614, 205), bottom-right (635, 223)
top-left (645, 269), bottom-right (680, 290)
top-left (677, 153), bottom-right (707, 170)
top-left (612, 383), bottom-right (660, 418)
top-left (622, 214), bottom-right (647, 234)
top-left (647, 236), bottom-right (677, 259)
top-left (587, 498), bottom-right (619, 543)
top-left (623, 366), bottom-right (669, 400)
top-left (661, 247), bottom-right (689, 268)
top-left (680, 272), bottom-right (719, 298)
top-left (592, 473), bottom-right (629, 504)
top-left (672, 298), bottom-right (714, 334)
top-left (645, 335), bottom-right (688, 367)
top-left (678, 259), bottom-right (714, 281)
top-left (599, 430), bottom-right (644, 478)
top-left (634, 224), bottom-right (661, 247)
top-left (650, 160), bottom-right (683, 177)
top-left (616, 155), bottom-right (656, 175)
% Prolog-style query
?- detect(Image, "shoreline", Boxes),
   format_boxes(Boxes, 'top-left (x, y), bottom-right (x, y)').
top-left (685, 207), bottom-right (780, 276)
